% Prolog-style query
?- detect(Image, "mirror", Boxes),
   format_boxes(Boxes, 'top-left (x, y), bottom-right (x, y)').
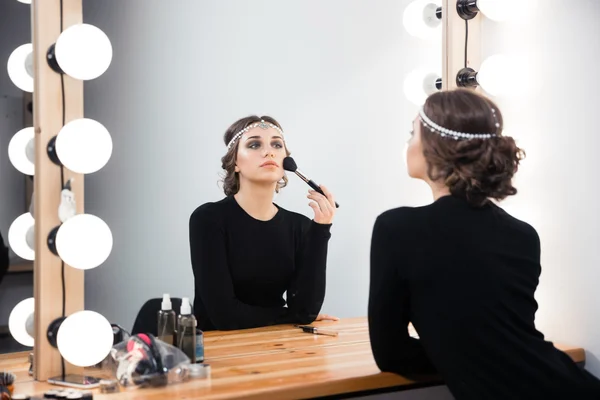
top-left (3, 2), bottom-right (599, 379)
top-left (80, 0), bottom-right (435, 336)
top-left (0, 0), bottom-right (33, 353)
top-left (79, 0), bottom-right (599, 336)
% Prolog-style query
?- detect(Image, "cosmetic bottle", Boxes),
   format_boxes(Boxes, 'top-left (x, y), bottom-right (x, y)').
top-left (157, 293), bottom-right (176, 346)
top-left (177, 297), bottom-right (196, 363)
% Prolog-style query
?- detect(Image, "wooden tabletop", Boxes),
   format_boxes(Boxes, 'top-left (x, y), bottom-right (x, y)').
top-left (4, 317), bottom-right (586, 399)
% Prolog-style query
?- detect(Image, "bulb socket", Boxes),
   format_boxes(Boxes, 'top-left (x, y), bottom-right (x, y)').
top-left (46, 44), bottom-right (65, 75)
top-left (47, 226), bottom-right (60, 256)
top-left (456, 67), bottom-right (479, 88)
top-left (47, 136), bottom-right (62, 166)
top-left (456, 0), bottom-right (480, 20)
top-left (47, 317), bottom-right (66, 348)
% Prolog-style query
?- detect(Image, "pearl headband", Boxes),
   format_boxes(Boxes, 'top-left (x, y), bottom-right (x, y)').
top-left (226, 120), bottom-right (285, 149)
top-left (418, 107), bottom-right (499, 140)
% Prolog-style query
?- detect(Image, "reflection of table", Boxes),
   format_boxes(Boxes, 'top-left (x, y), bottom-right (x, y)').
top-left (7, 261), bottom-right (33, 274)
top-left (7, 317), bottom-right (587, 399)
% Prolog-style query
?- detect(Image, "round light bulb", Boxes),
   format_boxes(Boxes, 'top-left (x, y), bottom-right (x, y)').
top-left (404, 69), bottom-right (441, 106)
top-left (55, 24), bottom-right (112, 80)
top-left (403, 0), bottom-right (442, 40)
top-left (7, 44), bottom-right (34, 92)
top-left (9, 127), bottom-right (35, 175)
top-left (9, 298), bottom-right (35, 347)
top-left (57, 311), bottom-right (113, 367)
top-left (475, 0), bottom-right (538, 22)
top-left (9, 213), bottom-right (35, 260)
top-left (477, 54), bottom-right (510, 96)
top-left (55, 214), bottom-right (113, 270)
top-left (56, 118), bottom-right (112, 174)
top-left (476, 0), bottom-right (510, 21)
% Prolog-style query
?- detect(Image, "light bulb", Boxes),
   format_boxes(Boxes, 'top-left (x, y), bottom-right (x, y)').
top-left (9, 298), bottom-right (35, 347)
top-left (403, 0), bottom-right (442, 40)
top-left (404, 69), bottom-right (441, 106)
top-left (477, 54), bottom-right (510, 96)
top-left (55, 214), bottom-right (112, 270)
top-left (7, 44), bottom-right (34, 92)
top-left (54, 24), bottom-right (112, 80)
top-left (475, 0), bottom-right (509, 21)
top-left (55, 118), bottom-right (112, 174)
top-left (9, 213), bottom-right (35, 260)
top-left (57, 311), bottom-right (113, 367)
top-left (477, 0), bottom-right (538, 21)
top-left (477, 0), bottom-right (528, 22)
top-left (9, 127), bottom-right (35, 175)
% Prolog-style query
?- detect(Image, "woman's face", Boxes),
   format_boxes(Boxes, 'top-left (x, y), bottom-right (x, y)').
top-left (235, 126), bottom-right (287, 187)
top-left (406, 116), bottom-right (428, 180)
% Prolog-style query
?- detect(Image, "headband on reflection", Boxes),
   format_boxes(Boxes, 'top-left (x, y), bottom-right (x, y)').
top-left (227, 120), bottom-right (285, 150)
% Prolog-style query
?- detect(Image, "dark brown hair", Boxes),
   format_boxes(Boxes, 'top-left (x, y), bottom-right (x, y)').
top-left (420, 89), bottom-right (525, 207)
top-left (220, 115), bottom-right (290, 196)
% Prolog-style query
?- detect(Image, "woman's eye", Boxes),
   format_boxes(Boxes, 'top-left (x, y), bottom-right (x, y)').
top-left (272, 142), bottom-right (283, 149)
top-left (248, 142), bottom-right (261, 149)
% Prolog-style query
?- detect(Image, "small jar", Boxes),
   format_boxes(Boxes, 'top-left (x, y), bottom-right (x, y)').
top-left (189, 363), bottom-right (211, 379)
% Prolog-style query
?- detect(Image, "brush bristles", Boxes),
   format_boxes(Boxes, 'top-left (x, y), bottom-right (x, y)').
top-left (283, 157), bottom-right (297, 172)
top-left (0, 371), bottom-right (15, 386)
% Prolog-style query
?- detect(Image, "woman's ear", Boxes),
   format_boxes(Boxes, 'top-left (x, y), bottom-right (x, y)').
top-left (234, 164), bottom-right (240, 173)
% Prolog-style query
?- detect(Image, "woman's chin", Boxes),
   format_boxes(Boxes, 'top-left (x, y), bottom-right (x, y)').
top-left (248, 175), bottom-right (283, 186)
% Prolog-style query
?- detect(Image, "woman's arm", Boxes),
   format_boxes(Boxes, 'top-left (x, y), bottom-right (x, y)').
top-left (189, 209), bottom-right (289, 330)
top-left (285, 220), bottom-right (331, 324)
top-left (368, 213), bottom-right (437, 375)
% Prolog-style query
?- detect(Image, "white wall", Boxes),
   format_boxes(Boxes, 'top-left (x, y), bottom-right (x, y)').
top-left (83, 0), bottom-right (600, 382)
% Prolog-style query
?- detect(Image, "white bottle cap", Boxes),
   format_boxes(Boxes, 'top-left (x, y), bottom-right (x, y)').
top-left (181, 297), bottom-right (191, 315)
top-left (161, 293), bottom-right (172, 310)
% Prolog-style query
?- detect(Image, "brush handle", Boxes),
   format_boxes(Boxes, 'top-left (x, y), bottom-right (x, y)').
top-left (307, 180), bottom-right (340, 208)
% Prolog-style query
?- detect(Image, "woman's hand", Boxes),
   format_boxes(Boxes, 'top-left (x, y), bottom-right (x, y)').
top-left (308, 185), bottom-right (336, 225)
top-left (315, 313), bottom-right (340, 322)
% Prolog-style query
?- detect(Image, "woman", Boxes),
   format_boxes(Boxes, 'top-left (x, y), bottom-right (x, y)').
top-left (368, 89), bottom-right (600, 399)
top-left (189, 115), bottom-right (338, 331)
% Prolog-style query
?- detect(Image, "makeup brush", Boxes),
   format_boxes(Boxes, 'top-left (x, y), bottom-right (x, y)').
top-left (283, 157), bottom-right (339, 208)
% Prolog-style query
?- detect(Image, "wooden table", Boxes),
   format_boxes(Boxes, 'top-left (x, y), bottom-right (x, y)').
top-left (4, 317), bottom-right (586, 399)
top-left (7, 261), bottom-right (34, 274)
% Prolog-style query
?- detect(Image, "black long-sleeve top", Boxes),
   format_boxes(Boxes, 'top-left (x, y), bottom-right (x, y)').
top-left (368, 195), bottom-right (600, 400)
top-left (189, 196), bottom-right (331, 331)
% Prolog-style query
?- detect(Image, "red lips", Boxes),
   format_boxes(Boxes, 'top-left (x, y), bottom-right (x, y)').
top-left (260, 161), bottom-right (279, 167)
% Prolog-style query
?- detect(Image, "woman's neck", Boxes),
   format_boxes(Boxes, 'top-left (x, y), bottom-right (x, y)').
top-left (428, 181), bottom-right (451, 201)
top-left (234, 181), bottom-right (278, 221)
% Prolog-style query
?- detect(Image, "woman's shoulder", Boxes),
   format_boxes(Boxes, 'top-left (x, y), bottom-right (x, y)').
top-left (492, 203), bottom-right (540, 244)
top-left (190, 197), bottom-right (232, 223)
top-left (373, 204), bottom-right (436, 243)
top-left (376, 204), bottom-right (433, 225)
